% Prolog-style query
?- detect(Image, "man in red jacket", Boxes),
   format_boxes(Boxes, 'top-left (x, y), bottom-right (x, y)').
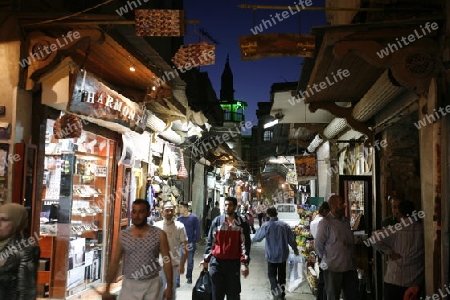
top-left (201, 196), bottom-right (251, 300)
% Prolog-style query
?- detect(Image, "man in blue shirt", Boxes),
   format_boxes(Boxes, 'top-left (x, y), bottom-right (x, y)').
top-left (177, 201), bottom-right (201, 285)
top-left (253, 206), bottom-right (299, 300)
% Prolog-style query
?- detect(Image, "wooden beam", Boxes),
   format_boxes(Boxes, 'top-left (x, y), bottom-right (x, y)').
top-left (238, 4), bottom-right (436, 12)
top-left (308, 102), bottom-right (374, 144)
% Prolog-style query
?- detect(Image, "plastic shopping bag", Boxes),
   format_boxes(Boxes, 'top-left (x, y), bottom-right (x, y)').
top-left (287, 253), bottom-right (304, 292)
top-left (192, 270), bottom-right (213, 300)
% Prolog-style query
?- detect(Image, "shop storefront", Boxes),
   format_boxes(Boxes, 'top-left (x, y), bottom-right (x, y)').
top-left (35, 62), bottom-right (149, 298)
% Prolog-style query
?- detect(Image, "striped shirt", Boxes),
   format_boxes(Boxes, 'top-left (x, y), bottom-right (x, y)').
top-left (371, 219), bottom-right (424, 287)
top-left (121, 226), bottom-right (161, 279)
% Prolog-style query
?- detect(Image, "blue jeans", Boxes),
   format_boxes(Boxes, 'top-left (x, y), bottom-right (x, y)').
top-left (177, 243), bottom-right (196, 284)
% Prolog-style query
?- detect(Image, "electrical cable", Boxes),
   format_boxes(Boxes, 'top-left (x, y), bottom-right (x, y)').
top-left (23, 0), bottom-right (114, 26)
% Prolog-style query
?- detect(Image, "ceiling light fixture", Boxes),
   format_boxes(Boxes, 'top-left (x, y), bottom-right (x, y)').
top-left (127, 55), bottom-right (136, 72)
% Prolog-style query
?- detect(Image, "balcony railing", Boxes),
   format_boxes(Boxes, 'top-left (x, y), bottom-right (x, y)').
top-left (224, 112), bottom-right (244, 122)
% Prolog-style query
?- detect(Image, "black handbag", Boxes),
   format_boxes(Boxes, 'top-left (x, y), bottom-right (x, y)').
top-left (192, 270), bottom-right (213, 300)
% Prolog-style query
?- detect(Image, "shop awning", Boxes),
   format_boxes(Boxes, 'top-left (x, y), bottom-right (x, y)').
top-left (295, 18), bottom-right (442, 140)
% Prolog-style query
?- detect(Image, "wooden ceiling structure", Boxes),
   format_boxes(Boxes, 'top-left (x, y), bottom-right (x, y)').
top-left (299, 16), bottom-right (444, 142)
top-left (19, 13), bottom-right (190, 120)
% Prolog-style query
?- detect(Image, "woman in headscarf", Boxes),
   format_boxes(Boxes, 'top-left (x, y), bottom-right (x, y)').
top-left (0, 203), bottom-right (40, 299)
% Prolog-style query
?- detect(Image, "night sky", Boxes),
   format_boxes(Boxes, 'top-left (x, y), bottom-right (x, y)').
top-left (184, 0), bottom-right (327, 130)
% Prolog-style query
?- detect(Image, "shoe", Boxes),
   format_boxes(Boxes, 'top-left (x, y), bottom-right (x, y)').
top-left (187, 279), bottom-right (192, 284)
top-left (176, 283), bottom-right (180, 288)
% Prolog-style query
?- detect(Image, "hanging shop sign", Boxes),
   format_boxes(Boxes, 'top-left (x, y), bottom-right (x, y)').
top-left (135, 9), bottom-right (186, 36)
top-left (285, 169), bottom-right (298, 185)
top-left (172, 42), bottom-right (216, 69)
top-left (294, 156), bottom-right (317, 178)
top-left (68, 69), bottom-right (147, 132)
top-left (238, 33), bottom-right (315, 61)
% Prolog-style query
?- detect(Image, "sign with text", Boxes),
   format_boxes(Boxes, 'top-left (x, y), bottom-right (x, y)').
top-left (68, 69), bottom-right (147, 132)
top-left (239, 33), bottom-right (315, 61)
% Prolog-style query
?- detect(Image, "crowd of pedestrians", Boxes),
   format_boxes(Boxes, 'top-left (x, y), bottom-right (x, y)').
top-left (28, 193), bottom-right (421, 300)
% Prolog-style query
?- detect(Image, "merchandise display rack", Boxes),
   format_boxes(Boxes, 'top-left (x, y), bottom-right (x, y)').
top-left (293, 204), bottom-right (318, 296)
top-left (40, 118), bottom-right (114, 298)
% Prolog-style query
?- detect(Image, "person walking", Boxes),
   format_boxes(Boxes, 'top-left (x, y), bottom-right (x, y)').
top-left (99, 199), bottom-right (173, 300)
top-left (201, 196), bottom-right (252, 300)
top-left (245, 204), bottom-right (257, 234)
top-left (256, 201), bottom-right (266, 227)
top-left (154, 201), bottom-right (188, 299)
top-left (310, 201), bottom-right (330, 300)
top-left (314, 195), bottom-right (359, 300)
top-left (205, 197), bottom-right (213, 236)
top-left (177, 201), bottom-right (201, 285)
top-left (371, 200), bottom-right (424, 299)
top-left (210, 201), bottom-right (221, 223)
top-left (252, 206), bottom-right (299, 300)
top-left (0, 203), bottom-right (40, 300)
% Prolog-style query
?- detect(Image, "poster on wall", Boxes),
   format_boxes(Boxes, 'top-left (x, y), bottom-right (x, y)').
top-left (294, 156), bottom-right (317, 178)
top-left (68, 238), bottom-right (85, 271)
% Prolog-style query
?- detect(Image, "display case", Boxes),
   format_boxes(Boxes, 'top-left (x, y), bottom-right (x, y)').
top-left (339, 175), bottom-right (372, 231)
top-left (41, 118), bottom-right (115, 298)
top-left (339, 175), bottom-right (373, 298)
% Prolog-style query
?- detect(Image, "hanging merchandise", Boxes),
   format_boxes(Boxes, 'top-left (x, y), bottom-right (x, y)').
top-left (118, 132), bottom-right (135, 167)
top-left (172, 41), bottom-right (216, 69)
top-left (53, 113), bottom-right (83, 139)
top-left (159, 143), bottom-right (171, 177)
top-left (135, 9), bottom-right (186, 36)
top-left (178, 149), bottom-right (188, 179)
top-left (168, 145), bottom-right (178, 177)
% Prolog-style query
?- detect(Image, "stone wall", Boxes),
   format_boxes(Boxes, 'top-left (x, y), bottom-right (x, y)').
top-left (379, 111), bottom-right (421, 215)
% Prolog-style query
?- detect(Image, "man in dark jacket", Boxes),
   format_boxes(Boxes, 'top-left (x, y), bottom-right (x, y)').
top-left (201, 196), bottom-right (251, 300)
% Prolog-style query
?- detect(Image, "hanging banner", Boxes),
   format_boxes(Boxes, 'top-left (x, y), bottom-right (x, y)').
top-left (68, 69), bottom-right (148, 132)
top-left (294, 156), bottom-right (317, 178)
top-left (238, 33), bottom-right (315, 61)
top-left (285, 168), bottom-right (298, 184)
top-left (135, 9), bottom-right (186, 36)
top-left (172, 42), bottom-right (216, 69)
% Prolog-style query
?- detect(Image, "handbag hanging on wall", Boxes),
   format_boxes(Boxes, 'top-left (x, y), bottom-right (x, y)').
top-left (178, 148), bottom-right (188, 179)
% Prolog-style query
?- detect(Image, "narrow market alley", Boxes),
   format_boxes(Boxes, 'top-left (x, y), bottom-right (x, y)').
top-left (176, 234), bottom-right (316, 300)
